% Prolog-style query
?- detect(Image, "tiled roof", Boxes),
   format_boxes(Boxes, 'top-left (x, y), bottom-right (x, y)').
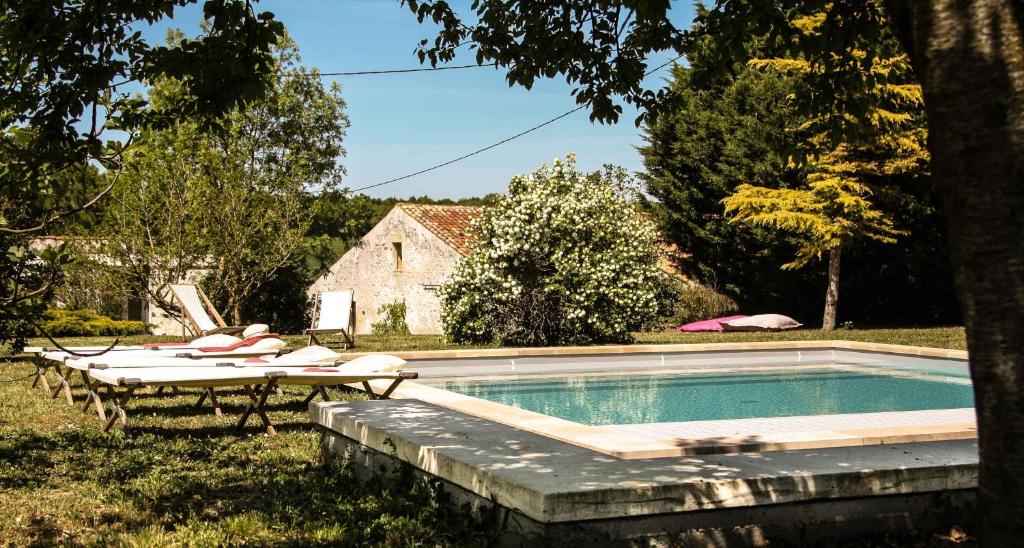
top-left (398, 204), bottom-right (481, 256)
top-left (397, 203), bottom-right (687, 279)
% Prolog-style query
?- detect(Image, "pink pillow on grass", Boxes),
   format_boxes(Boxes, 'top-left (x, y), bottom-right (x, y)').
top-left (721, 314), bottom-right (802, 332)
top-left (678, 315), bottom-right (749, 333)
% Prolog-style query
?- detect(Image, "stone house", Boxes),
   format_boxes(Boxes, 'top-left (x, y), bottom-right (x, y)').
top-left (309, 204), bottom-right (479, 335)
top-left (309, 203), bottom-right (687, 336)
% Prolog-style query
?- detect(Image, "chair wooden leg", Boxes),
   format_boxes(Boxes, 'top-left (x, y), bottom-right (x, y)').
top-left (361, 381), bottom-right (377, 399)
top-left (79, 370), bottom-right (107, 421)
top-left (379, 378), bottom-right (405, 399)
top-left (207, 388), bottom-right (222, 417)
top-left (239, 381), bottom-right (277, 435)
top-left (50, 364), bottom-right (74, 405)
top-left (301, 387), bottom-right (319, 405)
top-left (32, 365), bottom-right (42, 388)
top-left (301, 386), bottom-right (330, 405)
top-left (103, 385), bottom-right (137, 432)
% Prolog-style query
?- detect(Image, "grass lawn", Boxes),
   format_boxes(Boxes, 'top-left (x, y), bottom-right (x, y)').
top-left (0, 327), bottom-right (970, 545)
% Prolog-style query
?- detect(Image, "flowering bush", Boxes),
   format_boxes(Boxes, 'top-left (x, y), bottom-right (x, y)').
top-left (439, 155), bottom-right (666, 346)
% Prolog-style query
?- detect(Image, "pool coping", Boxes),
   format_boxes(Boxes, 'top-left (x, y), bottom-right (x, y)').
top-left (337, 339), bottom-right (968, 362)
top-left (356, 341), bottom-right (975, 459)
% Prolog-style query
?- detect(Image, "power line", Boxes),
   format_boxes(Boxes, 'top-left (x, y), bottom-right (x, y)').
top-left (351, 106), bottom-right (587, 192)
top-left (106, 61), bottom-right (496, 89)
top-left (320, 62), bottom-right (497, 76)
top-left (350, 53), bottom-right (685, 193)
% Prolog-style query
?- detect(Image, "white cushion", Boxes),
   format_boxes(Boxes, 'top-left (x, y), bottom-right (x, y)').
top-left (342, 354), bottom-right (407, 374)
top-left (190, 334), bottom-right (241, 347)
top-left (722, 314), bottom-right (802, 332)
top-left (248, 337), bottom-right (287, 351)
top-left (273, 345), bottom-right (342, 365)
top-left (243, 324), bottom-right (270, 338)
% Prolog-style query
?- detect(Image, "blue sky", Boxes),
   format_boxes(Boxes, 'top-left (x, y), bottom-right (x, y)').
top-left (140, 1), bottom-right (696, 199)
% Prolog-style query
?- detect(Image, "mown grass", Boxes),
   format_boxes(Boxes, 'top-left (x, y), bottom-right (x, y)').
top-left (0, 362), bottom-right (487, 546)
top-left (0, 327), bottom-right (970, 545)
top-left (16, 325), bottom-right (967, 356)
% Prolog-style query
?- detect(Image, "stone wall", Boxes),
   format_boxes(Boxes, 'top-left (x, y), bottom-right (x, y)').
top-left (309, 207), bottom-right (463, 335)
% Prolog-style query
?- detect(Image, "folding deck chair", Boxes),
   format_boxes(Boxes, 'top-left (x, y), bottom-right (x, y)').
top-left (306, 290), bottom-right (356, 349)
top-left (168, 283), bottom-right (245, 337)
top-left (85, 355), bottom-right (414, 434)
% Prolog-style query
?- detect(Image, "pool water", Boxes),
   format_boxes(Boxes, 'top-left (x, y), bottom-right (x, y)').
top-left (441, 368), bottom-right (975, 425)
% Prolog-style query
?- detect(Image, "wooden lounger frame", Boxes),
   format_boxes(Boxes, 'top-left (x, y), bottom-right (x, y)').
top-left (92, 371), bottom-right (418, 434)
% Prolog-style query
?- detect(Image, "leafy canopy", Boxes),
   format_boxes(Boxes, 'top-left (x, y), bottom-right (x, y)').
top-left (96, 34), bottom-right (348, 328)
top-left (723, 13), bottom-right (927, 268)
top-left (0, 0), bottom-right (283, 349)
top-left (440, 155), bottom-right (666, 346)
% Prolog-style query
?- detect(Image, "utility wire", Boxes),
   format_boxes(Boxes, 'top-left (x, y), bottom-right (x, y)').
top-left (350, 53), bottom-right (685, 193)
top-left (106, 61), bottom-right (496, 88)
top-left (351, 106), bottom-right (587, 192)
top-left (321, 62), bottom-right (497, 76)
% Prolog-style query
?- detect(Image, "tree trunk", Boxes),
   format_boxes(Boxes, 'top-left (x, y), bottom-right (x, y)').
top-left (230, 298), bottom-right (242, 326)
top-left (886, 1), bottom-right (1024, 544)
top-left (822, 247), bottom-right (840, 331)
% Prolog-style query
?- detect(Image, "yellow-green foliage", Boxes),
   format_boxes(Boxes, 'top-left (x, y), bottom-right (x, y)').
top-left (38, 308), bottom-right (150, 337)
top-left (723, 12), bottom-right (927, 269)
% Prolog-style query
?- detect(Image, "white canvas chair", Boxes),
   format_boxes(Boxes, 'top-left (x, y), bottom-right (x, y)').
top-left (168, 283), bottom-right (245, 337)
top-left (306, 290), bottom-right (356, 349)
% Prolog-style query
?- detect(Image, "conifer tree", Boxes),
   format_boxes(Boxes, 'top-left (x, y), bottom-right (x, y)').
top-left (722, 15), bottom-right (928, 330)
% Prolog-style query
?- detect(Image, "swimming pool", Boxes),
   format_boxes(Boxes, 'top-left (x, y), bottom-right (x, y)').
top-left (366, 342), bottom-right (976, 457)
top-left (441, 368), bottom-right (975, 425)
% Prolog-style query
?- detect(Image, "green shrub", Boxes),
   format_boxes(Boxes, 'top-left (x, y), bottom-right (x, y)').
top-left (370, 301), bottom-right (411, 336)
top-left (662, 281), bottom-right (739, 326)
top-left (440, 155), bottom-right (664, 346)
top-left (38, 308), bottom-right (150, 337)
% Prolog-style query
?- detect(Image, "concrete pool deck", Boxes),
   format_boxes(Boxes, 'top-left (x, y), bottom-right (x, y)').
top-left (313, 399), bottom-right (977, 544)
top-left (314, 341), bottom-right (977, 544)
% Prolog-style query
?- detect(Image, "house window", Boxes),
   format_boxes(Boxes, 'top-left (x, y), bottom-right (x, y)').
top-left (125, 297), bottom-right (146, 321)
top-left (392, 241), bottom-right (403, 271)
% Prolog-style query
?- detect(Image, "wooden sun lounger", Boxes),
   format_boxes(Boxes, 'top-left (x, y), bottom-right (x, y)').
top-left (87, 366), bottom-right (417, 434)
top-left (30, 345), bottom-right (290, 407)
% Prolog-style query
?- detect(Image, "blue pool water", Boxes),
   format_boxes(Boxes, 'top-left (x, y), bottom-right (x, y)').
top-left (441, 368), bottom-right (975, 425)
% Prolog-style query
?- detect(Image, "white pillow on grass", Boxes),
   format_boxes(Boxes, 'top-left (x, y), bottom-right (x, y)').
top-left (722, 314), bottom-right (802, 331)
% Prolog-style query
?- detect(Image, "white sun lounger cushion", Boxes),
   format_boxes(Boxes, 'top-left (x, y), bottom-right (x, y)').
top-left (245, 337), bottom-right (287, 351)
top-left (271, 345), bottom-right (341, 364)
top-left (87, 365), bottom-right (406, 387)
top-left (65, 345), bottom-right (337, 370)
top-left (341, 354), bottom-right (407, 374)
top-left (190, 334), bottom-right (242, 347)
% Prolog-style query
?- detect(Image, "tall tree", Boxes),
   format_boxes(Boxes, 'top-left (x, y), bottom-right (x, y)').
top-left (405, 0), bottom-right (1024, 541)
top-left (723, 16), bottom-right (928, 330)
top-left (0, 0), bottom-right (283, 349)
top-left (101, 35), bottom-right (348, 328)
top-left (638, 63), bottom-right (816, 317)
